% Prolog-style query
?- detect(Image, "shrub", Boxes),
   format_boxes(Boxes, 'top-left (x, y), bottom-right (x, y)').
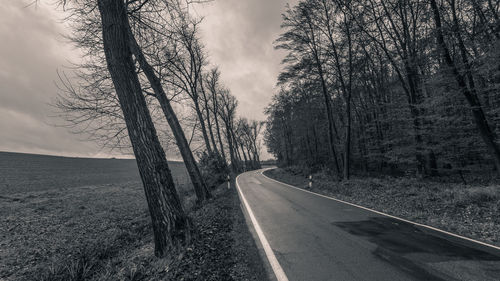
top-left (198, 152), bottom-right (229, 188)
top-left (453, 186), bottom-right (500, 207)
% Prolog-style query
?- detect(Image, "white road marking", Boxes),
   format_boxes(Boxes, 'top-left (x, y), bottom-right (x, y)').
top-left (260, 169), bottom-right (500, 252)
top-left (236, 173), bottom-right (289, 281)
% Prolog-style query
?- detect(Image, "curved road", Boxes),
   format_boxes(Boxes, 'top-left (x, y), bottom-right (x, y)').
top-left (236, 169), bottom-right (500, 281)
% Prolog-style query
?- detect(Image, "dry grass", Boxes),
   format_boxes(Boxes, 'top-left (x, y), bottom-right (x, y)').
top-left (0, 152), bottom-right (193, 281)
top-left (265, 167), bottom-right (500, 247)
top-left (0, 180), bottom-right (194, 281)
top-left (0, 153), bottom-right (266, 281)
top-left (0, 182), bottom-right (267, 281)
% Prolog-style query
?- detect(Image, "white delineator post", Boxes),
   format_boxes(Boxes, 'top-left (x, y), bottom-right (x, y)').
top-left (227, 174), bottom-right (231, 189)
top-left (308, 175), bottom-right (312, 189)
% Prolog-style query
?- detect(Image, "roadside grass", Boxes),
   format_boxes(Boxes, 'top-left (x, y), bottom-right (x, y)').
top-left (0, 179), bottom-right (163, 281)
top-left (0, 158), bottom-right (190, 281)
top-left (1, 166), bottom-right (266, 280)
top-left (29, 185), bottom-right (266, 281)
top-left (264, 167), bottom-right (500, 247)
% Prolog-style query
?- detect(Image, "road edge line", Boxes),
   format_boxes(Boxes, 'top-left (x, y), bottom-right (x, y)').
top-left (236, 173), bottom-right (289, 281)
top-left (260, 169), bottom-right (500, 252)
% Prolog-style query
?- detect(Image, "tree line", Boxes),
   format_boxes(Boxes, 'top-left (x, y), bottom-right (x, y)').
top-left (54, 0), bottom-right (262, 257)
top-left (265, 0), bottom-right (500, 180)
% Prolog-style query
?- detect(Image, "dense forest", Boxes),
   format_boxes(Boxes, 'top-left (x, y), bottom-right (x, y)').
top-left (265, 0), bottom-right (500, 180)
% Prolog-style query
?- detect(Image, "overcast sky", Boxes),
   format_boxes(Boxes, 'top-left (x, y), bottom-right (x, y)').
top-left (0, 0), bottom-right (294, 159)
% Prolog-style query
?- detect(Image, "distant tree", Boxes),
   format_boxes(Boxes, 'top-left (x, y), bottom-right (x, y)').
top-left (205, 67), bottom-right (228, 161)
top-left (218, 89), bottom-right (240, 173)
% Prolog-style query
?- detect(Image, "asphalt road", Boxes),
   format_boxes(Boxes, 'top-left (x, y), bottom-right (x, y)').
top-left (236, 169), bottom-right (500, 281)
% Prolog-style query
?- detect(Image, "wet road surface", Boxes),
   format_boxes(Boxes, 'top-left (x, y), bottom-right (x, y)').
top-left (236, 169), bottom-right (500, 281)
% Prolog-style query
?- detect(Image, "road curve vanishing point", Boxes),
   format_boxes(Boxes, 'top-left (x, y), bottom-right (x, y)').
top-left (236, 168), bottom-right (500, 281)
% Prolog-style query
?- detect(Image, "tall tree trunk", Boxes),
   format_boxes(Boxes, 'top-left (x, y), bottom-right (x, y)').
top-left (430, 0), bottom-right (500, 176)
top-left (240, 142), bottom-right (248, 170)
top-left (318, 65), bottom-right (341, 176)
top-left (97, 0), bottom-right (190, 257)
top-left (312, 124), bottom-right (320, 163)
top-left (214, 113), bottom-right (226, 161)
top-left (306, 12), bottom-right (341, 176)
top-left (211, 91), bottom-right (227, 160)
top-left (206, 109), bottom-right (219, 156)
top-left (246, 146), bottom-right (255, 169)
top-left (405, 65), bottom-right (426, 175)
top-left (281, 121), bottom-right (290, 166)
top-left (225, 124), bottom-right (239, 173)
top-left (252, 141), bottom-right (261, 169)
top-left (127, 27), bottom-right (211, 202)
top-left (344, 93), bottom-right (351, 180)
top-left (322, 4), bottom-right (352, 179)
top-left (194, 101), bottom-right (213, 154)
top-left (232, 131), bottom-right (243, 165)
top-left (200, 81), bottom-right (220, 156)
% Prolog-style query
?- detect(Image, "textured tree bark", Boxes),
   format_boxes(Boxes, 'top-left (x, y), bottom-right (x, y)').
top-left (318, 64), bottom-right (342, 176)
top-left (251, 140), bottom-right (261, 169)
top-left (200, 79), bottom-right (220, 156)
top-left (430, 0), bottom-right (500, 176)
top-left (126, 28), bottom-right (211, 202)
top-left (97, 0), bottom-right (191, 257)
top-left (405, 66), bottom-right (426, 175)
top-left (194, 101), bottom-right (213, 154)
top-left (240, 141), bottom-right (248, 169)
top-left (246, 146), bottom-right (254, 169)
top-left (305, 8), bottom-right (341, 177)
top-left (344, 92), bottom-right (351, 180)
top-left (209, 94), bottom-right (226, 162)
top-left (214, 113), bottom-right (226, 161)
top-left (233, 132), bottom-right (243, 165)
top-left (225, 124), bottom-right (239, 173)
top-left (321, 3), bottom-right (352, 179)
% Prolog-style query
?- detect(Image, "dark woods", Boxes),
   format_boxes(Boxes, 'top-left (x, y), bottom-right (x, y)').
top-left (265, 0), bottom-right (500, 180)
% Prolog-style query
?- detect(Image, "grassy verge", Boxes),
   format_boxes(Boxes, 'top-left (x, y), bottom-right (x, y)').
top-left (1, 180), bottom-right (267, 280)
top-left (264, 167), bottom-right (500, 247)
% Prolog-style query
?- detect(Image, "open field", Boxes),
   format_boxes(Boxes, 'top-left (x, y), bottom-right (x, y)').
top-left (0, 151), bottom-right (190, 195)
top-left (265, 167), bottom-right (500, 248)
top-left (1, 181), bottom-right (151, 280)
top-left (0, 152), bottom-right (192, 280)
top-left (0, 152), bottom-right (265, 280)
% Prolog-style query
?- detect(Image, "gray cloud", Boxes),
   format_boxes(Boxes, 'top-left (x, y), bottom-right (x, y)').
top-left (197, 0), bottom-right (295, 121)
top-left (0, 0), bottom-right (295, 158)
top-left (0, 1), bottom-right (103, 157)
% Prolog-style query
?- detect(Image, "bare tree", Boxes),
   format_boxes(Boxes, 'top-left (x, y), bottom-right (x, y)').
top-left (96, 0), bottom-right (191, 257)
top-left (277, 2), bottom-right (342, 177)
top-left (55, 0), bottom-right (216, 202)
top-left (127, 22), bottom-right (212, 201)
top-left (206, 67), bottom-right (228, 161)
top-left (218, 89), bottom-right (240, 173)
top-left (161, 14), bottom-right (214, 153)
